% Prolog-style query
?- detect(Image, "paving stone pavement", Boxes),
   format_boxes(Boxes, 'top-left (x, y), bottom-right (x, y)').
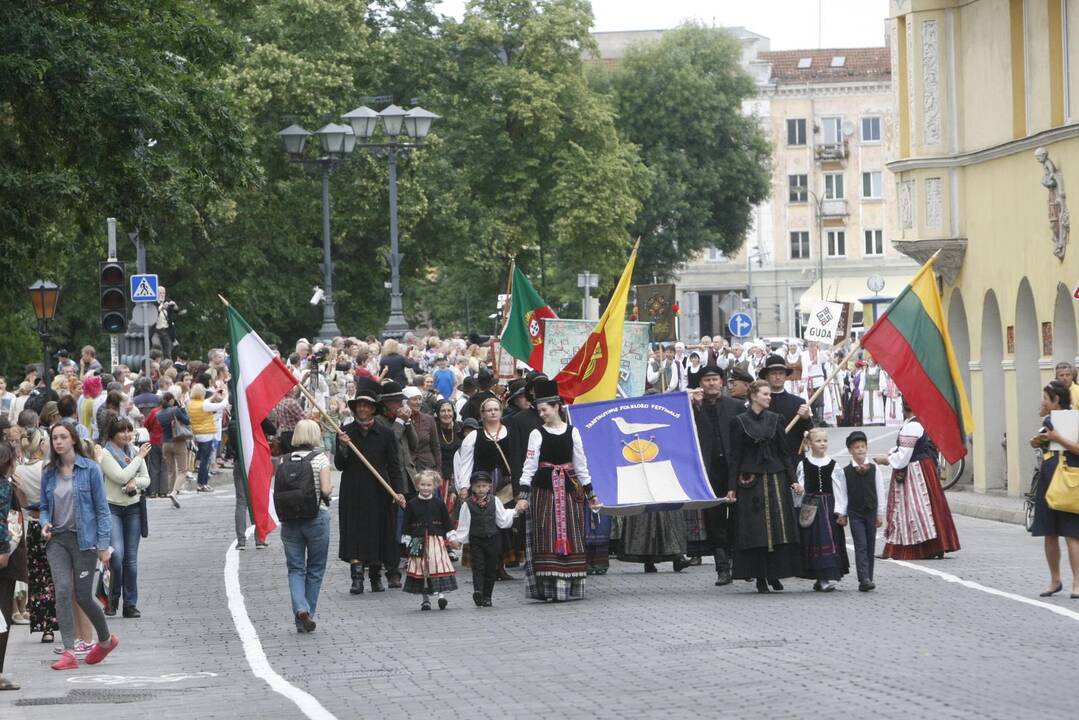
top-left (2, 467), bottom-right (1077, 720)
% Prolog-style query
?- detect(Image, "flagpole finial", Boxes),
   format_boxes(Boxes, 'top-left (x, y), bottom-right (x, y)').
top-left (217, 294), bottom-right (231, 307)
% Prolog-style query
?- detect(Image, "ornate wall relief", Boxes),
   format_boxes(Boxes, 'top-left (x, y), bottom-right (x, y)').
top-left (922, 20), bottom-right (941, 146)
top-left (898, 180), bottom-right (915, 229)
top-left (1035, 147), bottom-right (1069, 260)
top-left (925, 177), bottom-right (943, 230)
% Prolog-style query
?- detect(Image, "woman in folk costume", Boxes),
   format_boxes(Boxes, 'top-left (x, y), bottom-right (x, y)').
top-left (729, 380), bottom-right (803, 593)
top-left (861, 356), bottom-right (886, 425)
top-left (785, 341), bottom-right (805, 399)
top-left (882, 368), bottom-right (904, 427)
top-left (516, 380), bottom-right (599, 602)
top-left (454, 396), bottom-right (521, 577)
top-left (875, 401), bottom-right (960, 560)
top-left (842, 359), bottom-right (865, 428)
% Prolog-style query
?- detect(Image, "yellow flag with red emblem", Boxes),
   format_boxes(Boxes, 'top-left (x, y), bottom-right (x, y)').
top-left (554, 240), bottom-right (639, 404)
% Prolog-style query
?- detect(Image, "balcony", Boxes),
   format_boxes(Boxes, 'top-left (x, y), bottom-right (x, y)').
top-left (819, 198), bottom-right (848, 218)
top-left (814, 140), bottom-right (849, 164)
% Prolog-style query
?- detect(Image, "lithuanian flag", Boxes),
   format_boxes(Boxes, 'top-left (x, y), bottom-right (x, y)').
top-left (860, 255), bottom-right (973, 462)
top-left (555, 240), bottom-right (639, 404)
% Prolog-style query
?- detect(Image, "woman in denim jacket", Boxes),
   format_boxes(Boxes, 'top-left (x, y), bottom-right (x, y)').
top-left (39, 421), bottom-right (119, 670)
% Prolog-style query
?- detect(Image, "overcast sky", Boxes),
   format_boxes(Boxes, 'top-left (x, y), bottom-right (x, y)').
top-left (434, 0), bottom-right (891, 49)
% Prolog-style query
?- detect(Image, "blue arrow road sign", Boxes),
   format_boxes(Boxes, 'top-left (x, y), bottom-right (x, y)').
top-left (130, 274), bottom-right (158, 303)
top-left (728, 312), bottom-right (753, 338)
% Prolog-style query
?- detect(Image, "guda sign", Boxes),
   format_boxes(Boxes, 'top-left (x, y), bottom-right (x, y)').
top-left (803, 301), bottom-right (853, 346)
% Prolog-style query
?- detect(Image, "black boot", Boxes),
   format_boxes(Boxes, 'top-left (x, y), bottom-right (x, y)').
top-left (369, 565), bottom-right (385, 592)
top-left (672, 556), bottom-right (691, 573)
top-left (714, 550), bottom-right (733, 587)
top-left (350, 563), bottom-right (364, 595)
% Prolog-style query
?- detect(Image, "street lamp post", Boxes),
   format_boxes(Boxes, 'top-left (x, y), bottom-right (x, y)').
top-left (28, 280), bottom-right (62, 388)
top-left (279, 103), bottom-right (438, 341)
top-left (807, 189), bottom-right (826, 299)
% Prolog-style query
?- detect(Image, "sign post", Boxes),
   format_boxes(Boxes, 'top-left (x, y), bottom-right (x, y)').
top-left (130, 272), bottom-right (157, 375)
top-left (728, 312), bottom-right (754, 338)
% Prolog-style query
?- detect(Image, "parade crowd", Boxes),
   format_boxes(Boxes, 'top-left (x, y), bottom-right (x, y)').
top-left (4, 320), bottom-right (1079, 693)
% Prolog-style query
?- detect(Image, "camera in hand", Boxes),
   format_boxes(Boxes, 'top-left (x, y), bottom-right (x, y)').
top-left (124, 486), bottom-right (139, 497)
top-left (312, 347), bottom-right (330, 363)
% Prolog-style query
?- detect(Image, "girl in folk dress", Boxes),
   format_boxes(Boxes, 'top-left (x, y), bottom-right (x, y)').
top-left (861, 357), bottom-right (886, 425)
top-left (795, 429), bottom-right (849, 591)
top-left (516, 381), bottom-right (600, 602)
top-left (401, 471), bottom-right (457, 611)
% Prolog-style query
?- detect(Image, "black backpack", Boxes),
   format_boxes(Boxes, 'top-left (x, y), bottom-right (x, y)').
top-left (273, 451), bottom-right (319, 521)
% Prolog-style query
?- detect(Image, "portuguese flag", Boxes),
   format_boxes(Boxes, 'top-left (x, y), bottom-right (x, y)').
top-left (500, 266), bottom-right (556, 371)
top-left (555, 240), bottom-right (639, 404)
top-left (227, 304), bottom-right (299, 542)
top-left (860, 255), bottom-right (973, 463)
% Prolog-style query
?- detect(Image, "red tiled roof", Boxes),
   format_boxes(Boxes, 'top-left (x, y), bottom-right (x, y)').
top-left (758, 47), bottom-right (890, 83)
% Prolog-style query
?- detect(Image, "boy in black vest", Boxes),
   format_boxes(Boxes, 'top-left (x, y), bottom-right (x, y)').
top-left (447, 471), bottom-right (520, 607)
top-left (835, 431), bottom-right (888, 591)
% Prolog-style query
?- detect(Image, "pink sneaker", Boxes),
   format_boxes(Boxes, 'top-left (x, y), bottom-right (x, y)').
top-left (84, 634), bottom-right (119, 665)
top-left (51, 651), bottom-right (80, 671)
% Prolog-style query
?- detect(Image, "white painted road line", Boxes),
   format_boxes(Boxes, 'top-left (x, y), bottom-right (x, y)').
top-left (225, 527), bottom-right (339, 720)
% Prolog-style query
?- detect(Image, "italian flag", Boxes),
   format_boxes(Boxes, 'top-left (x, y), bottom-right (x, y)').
top-left (500, 266), bottom-right (556, 371)
top-left (860, 255), bottom-right (974, 462)
top-left (227, 305), bottom-right (299, 542)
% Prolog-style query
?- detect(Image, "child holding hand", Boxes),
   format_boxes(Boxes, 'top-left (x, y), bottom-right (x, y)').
top-left (834, 431), bottom-right (888, 592)
top-left (795, 428), bottom-right (850, 592)
top-left (448, 471), bottom-right (522, 607)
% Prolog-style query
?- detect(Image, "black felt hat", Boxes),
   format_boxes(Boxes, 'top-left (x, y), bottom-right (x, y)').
top-left (699, 365), bottom-right (724, 379)
top-left (728, 365), bottom-right (755, 384)
top-left (507, 378), bottom-right (528, 401)
top-left (531, 379), bottom-right (562, 405)
top-left (378, 379), bottom-right (405, 402)
top-left (758, 353), bottom-right (792, 379)
top-left (348, 377), bottom-right (382, 411)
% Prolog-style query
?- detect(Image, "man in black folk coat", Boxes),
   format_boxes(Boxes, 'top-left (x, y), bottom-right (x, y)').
top-left (759, 353), bottom-right (812, 462)
top-left (692, 365), bottom-right (746, 586)
top-left (336, 378), bottom-right (406, 594)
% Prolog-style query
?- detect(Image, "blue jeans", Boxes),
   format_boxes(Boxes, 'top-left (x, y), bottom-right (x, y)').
top-left (108, 502), bottom-right (142, 609)
top-left (196, 440), bottom-right (214, 486)
top-left (280, 512), bottom-right (330, 621)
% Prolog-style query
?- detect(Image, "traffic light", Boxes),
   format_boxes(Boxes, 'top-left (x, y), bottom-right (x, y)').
top-left (100, 261), bottom-right (128, 334)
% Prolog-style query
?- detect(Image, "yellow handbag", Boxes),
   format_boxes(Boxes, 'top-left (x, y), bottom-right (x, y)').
top-left (1046, 455), bottom-right (1079, 514)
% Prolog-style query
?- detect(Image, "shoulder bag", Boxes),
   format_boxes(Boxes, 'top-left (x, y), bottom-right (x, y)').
top-left (798, 495), bottom-right (819, 528)
top-left (1046, 454), bottom-right (1079, 514)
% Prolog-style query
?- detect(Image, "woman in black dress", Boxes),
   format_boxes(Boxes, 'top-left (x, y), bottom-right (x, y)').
top-left (728, 380), bottom-right (803, 593)
top-left (1030, 380), bottom-right (1079, 598)
top-left (434, 400), bottom-right (462, 510)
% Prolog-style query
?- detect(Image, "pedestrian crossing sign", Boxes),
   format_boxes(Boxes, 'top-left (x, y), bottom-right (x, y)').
top-left (130, 273), bottom-right (158, 303)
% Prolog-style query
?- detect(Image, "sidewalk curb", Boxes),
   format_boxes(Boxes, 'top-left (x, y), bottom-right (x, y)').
top-left (946, 489), bottom-right (1026, 526)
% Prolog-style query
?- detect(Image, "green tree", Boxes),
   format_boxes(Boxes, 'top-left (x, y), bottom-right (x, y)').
top-left (0, 0), bottom-right (255, 372)
top-left (597, 24), bottom-right (772, 281)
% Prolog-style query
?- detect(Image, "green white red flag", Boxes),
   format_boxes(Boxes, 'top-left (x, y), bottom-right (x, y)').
top-left (227, 305), bottom-right (299, 542)
top-left (500, 266), bottom-right (556, 371)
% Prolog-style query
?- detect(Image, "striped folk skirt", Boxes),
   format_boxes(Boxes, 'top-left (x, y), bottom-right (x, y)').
top-left (883, 458), bottom-right (961, 560)
top-left (403, 534), bottom-right (458, 595)
top-left (524, 486), bottom-right (587, 602)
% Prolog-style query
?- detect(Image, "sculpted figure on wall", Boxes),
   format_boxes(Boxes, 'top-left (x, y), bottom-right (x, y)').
top-left (1035, 147), bottom-right (1069, 260)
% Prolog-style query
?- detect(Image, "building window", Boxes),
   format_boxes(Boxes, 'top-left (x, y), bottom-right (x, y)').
top-left (797, 57), bottom-right (813, 69)
top-left (788, 174), bottom-right (808, 202)
top-left (831, 56), bottom-right (846, 67)
top-left (827, 230), bottom-right (846, 257)
top-left (787, 118), bottom-right (806, 146)
top-left (862, 171), bottom-right (882, 199)
top-left (824, 172), bottom-right (845, 200)
top-left (790, 231), bottom-right (810, 259)
top-left (821, 116), bottom-right (843, 144)
top-left (861, 116), bottom-right (881, 142)
top-left (864, 229), bottom-right (884, 256)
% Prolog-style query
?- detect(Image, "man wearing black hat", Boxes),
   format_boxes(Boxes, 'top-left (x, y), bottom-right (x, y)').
top-left (502, 379), bottom-right (529, 420)
top-left (460, 369), bottom-right (497, 422)
top-left (691, 365), bottom-right (746, 586)
top-left (335, 377), bottom-right (406, 594)
top-left (759, 353), bottom-right (813, 461)
top-left (726, 366), bottom-right (754, 402)
top-left (374, 379), bottom-right (419, 588)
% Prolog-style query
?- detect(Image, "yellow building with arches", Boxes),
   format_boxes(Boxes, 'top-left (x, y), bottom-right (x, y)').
top-left (889, 0), bottom-right (1079, 495)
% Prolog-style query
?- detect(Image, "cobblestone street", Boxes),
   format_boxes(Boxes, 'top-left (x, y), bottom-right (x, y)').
top-left (2, 466), bottom-right (1075, 720)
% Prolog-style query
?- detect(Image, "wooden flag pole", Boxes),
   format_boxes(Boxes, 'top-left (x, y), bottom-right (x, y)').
top-left (294, 381), bottom-right (403, 504)
top-left (785, 337), bottom-right (865, 434)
